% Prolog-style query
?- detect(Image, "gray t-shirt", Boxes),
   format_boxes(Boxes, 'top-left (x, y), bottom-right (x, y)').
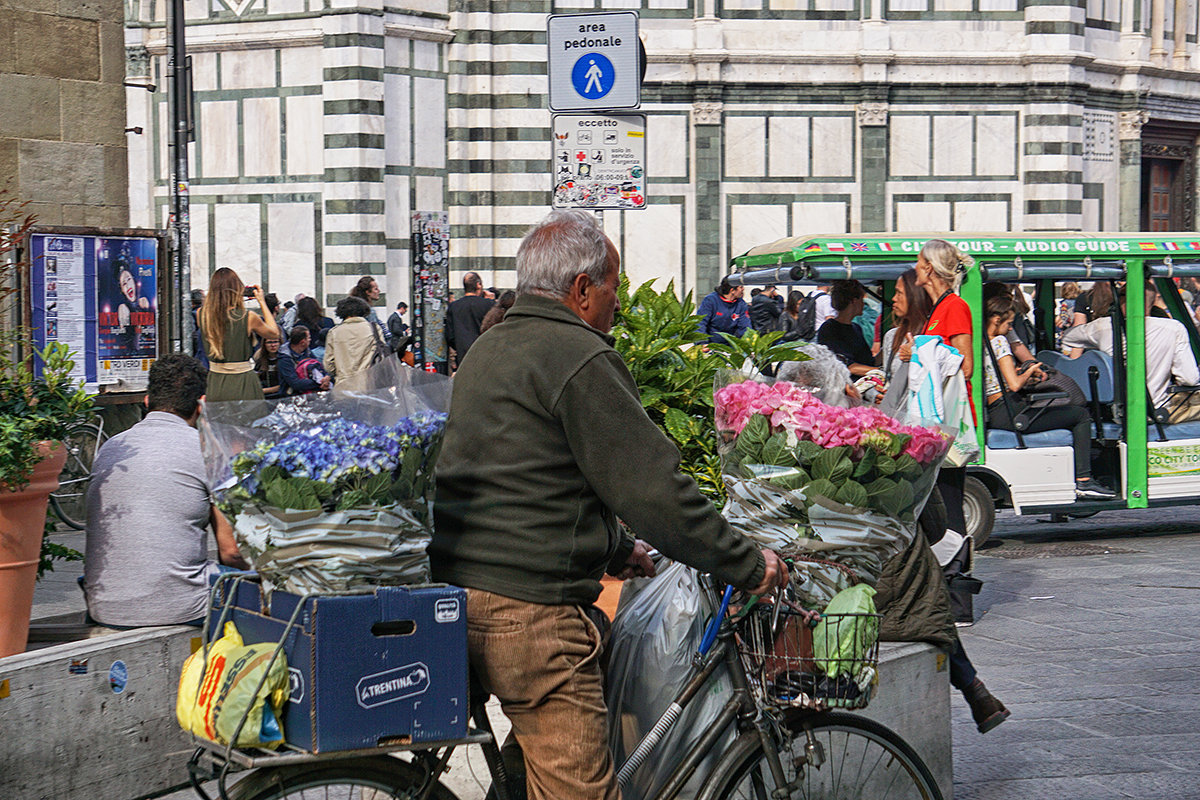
top-left (84, 411), bottom-right (217, 626)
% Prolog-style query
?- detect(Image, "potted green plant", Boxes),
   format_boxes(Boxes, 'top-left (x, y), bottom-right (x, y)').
top-left (0, 193), bottom-right (93, 657)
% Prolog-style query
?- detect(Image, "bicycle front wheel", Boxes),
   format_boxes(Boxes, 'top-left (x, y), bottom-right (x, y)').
top-left (226, 755), bottom-right (460, 800)
top-left (698, 710), bottom-right (943, 800)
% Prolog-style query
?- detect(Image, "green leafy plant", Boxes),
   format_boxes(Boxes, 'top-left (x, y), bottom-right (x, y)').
top-left (611, 277), bottom-right (808, 507)
top-left (0, 342), bottom-right (94, 488)
top-left (38, 519), bottom-right (84, 579)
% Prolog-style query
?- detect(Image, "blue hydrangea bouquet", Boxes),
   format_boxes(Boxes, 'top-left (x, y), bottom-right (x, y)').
top-left (200, 366), bottom-right (453, 594)
top-left (218, 413), bottom-right (446, 519)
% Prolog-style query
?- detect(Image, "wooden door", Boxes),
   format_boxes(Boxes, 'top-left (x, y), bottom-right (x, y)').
top-left (1147, 159), bottom-right (1177, 231)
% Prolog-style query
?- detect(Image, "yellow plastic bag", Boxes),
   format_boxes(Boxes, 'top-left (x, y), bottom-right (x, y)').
top-left (176, 621), bottom-right (243, 739)
top-left (176, 621), bottom-right (289, 749)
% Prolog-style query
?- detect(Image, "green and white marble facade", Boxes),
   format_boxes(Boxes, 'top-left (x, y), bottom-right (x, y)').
top-left (127, 0), bottom-right (1200, 299)
top-left (126, 0), bottom-right (451, 310)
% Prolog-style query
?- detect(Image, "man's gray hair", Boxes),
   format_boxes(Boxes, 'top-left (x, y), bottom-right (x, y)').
top-left (515, 210), bottom-right (611, 299)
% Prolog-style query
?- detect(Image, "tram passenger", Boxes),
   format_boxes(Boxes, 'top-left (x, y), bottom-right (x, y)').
top-left (983, 282), bottom-right (1036, 364)
top-left (1063, 282), bottom-right (1200, 423)
top-left (983, 295), bottom-right (1116, 499)
top-left (817, 280), bottom-right (876, 375)
top-left (1056, 282), bottom-right (1080, 348)
top-left (1073, 281), bottom-right (1114, 326)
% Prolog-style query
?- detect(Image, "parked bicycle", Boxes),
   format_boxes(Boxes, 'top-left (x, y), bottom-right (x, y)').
top-left (48, 416), bottom-right (107, 530)
top-left (186, 570), bottom-right (942, 800)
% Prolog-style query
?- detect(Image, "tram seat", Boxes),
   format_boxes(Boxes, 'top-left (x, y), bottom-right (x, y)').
top-left (1045, 349), bottom-right (1114, 403)
top-left (985, 428), bottom-right (1074, 449)
top-left (1148, 420), bottom-right (1200, 441)
top-left (1044, 349), bottom-right (1123, 439)
top-left (1036, 350), bottom-right (1062, 371)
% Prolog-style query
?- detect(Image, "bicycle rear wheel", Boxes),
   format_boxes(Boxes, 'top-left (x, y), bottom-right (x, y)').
top-left (49, 423), bottom-right (107, 530)
top-left (698, 710), bottom-right (942, 800)
top-left (225, 755), bottom-right (460, 800)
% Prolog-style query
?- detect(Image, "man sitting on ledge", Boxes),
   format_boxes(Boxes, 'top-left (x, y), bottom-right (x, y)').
top-left (83, 353), bottom-right (248, 628)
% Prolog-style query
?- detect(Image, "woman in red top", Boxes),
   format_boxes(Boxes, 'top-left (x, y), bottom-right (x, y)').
top-left (915, 238), bottom-right (974, 380)
top-left (913, 239), bottom-right (975, 544)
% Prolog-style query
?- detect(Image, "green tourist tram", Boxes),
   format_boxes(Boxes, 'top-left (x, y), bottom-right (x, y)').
top-left (729, 232), bottom-right (1200, 544)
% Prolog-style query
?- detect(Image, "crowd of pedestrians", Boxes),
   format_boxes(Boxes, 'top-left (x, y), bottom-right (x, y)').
top-left (191, 271), bottom-right (419, 400)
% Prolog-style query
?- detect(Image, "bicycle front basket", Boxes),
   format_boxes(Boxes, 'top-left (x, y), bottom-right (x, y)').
top-left (736, 606), bottom-right (881, 710)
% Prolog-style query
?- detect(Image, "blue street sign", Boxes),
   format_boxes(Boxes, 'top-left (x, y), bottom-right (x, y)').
top-left (571, 53), bottom-right (614, 100)
top-left (547, 12), bottom-right (639, 111)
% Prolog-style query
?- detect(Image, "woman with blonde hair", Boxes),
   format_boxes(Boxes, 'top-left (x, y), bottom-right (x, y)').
top-left (198, 267), bottom-right (281, 402)
top-left (912, 238), bottom-right (976, 546)
top-left (914, 239), bottom-right (974, 374)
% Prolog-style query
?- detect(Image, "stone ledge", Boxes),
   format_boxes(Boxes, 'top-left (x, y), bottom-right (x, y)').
top-left (864, 642), bottom-right (954, 800)
top-left (0, 623), bottom-right (199, 800)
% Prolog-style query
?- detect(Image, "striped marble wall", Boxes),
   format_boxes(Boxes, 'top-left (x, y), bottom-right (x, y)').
top-left (126, 0), bottom-right (451, 312)
top-left (127, 0), bottom-right (1200, 304)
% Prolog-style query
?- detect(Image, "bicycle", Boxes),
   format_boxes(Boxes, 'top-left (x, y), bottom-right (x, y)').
top-left (186, 571), bottom-right (943, 800)
top-left (48, 417), bottom-right (108, 530)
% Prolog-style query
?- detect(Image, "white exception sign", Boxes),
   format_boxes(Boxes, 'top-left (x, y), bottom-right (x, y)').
top-left (551, 113), bottom-right (647, 211)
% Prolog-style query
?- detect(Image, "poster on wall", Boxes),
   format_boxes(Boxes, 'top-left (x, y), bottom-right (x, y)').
top-left (410, 212), bottom-right (450, 372)
top-left (29, 231), bottom-right (161, 393)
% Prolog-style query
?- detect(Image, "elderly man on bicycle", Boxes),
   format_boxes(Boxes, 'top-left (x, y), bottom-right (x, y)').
top-left (431, 210), bottom-right (787, 800)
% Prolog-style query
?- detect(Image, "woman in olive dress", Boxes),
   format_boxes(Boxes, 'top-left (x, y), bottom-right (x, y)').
top-left (198, 267), bottom-right (280, 402)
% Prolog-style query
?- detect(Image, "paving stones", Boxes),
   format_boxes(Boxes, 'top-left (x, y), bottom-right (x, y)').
top-left (954, 509), bottom-right (1200, 799)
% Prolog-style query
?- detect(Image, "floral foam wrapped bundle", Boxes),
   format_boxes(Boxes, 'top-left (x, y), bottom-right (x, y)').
top-left (715, 371), bottom-right (952, 608)
top-left (199, 363), bottom-right (452, 596)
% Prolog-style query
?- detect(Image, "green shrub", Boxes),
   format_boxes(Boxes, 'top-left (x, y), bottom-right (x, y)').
top-left (611, 277), bottom-right (806, 507)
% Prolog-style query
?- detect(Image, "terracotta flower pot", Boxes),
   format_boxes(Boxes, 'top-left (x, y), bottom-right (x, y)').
top-left (0, 441), bottom-right (66, 658)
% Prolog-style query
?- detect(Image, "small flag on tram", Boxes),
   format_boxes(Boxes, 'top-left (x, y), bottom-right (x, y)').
top-left (878, 243), bottom-right (894, 251)
top-left (1188, 242), bottom-right (1200, 249)
top-left (1164, 242), bottom-right (1180, 250)
top-left (851, 242), bottom-right (869, 252)
top-left (827, 242), bottom-right (846, 252)
top-left (1139, 242), bottom-right (1157, 251)
top-left (804, 243), bottom-right (822, 252)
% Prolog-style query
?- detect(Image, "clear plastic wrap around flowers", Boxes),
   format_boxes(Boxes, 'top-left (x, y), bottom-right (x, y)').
top-left (198, 360), bottom-right (451, 595)
top-left (715, 369), bottom-right (953, 609)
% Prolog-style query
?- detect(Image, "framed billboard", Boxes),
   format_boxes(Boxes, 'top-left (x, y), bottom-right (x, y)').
top-left (26, 228), bottom-right (166, 393)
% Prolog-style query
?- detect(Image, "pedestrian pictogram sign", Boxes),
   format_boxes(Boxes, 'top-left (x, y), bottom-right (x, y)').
top-left (573, 53), bottom-right (614, 100)
top-left (548, 12), bottom-right (640, 112)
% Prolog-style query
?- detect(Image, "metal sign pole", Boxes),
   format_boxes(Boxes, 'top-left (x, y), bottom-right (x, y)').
top-left (168, 0), bottom-right (191, 355)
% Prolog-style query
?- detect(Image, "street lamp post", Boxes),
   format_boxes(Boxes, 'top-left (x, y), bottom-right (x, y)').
top-left (167, 0), bottom-right (192, 355)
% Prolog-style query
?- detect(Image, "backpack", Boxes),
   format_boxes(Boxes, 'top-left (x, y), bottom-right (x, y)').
top-left (793, 292), bottom-right (826, 341)
top-left (368, 320), bottom-right (391, 366)
top-left (294, 357), bottom-right (327, 387)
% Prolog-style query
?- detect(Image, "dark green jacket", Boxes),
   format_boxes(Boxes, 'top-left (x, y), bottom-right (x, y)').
top-left (430, 294), bottom-right (765, 606)
top-left (876, 487), bottom-right (957, 650)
